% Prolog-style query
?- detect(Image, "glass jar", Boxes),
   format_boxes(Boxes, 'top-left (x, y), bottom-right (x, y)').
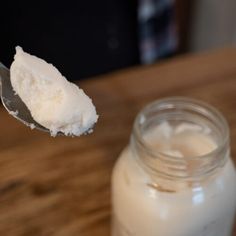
top-left (112, 97), bottom-right (236, 236)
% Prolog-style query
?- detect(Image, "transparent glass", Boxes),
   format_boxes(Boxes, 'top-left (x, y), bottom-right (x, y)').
top-left (112, 97), bottom-right (236, 236)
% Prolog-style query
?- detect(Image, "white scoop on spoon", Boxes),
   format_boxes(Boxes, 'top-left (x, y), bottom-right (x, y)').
top-left (0, 47), bottom-right (98, 137)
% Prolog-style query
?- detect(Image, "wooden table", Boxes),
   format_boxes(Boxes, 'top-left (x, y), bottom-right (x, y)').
top-left (0, 48), bottom-right (236, 236)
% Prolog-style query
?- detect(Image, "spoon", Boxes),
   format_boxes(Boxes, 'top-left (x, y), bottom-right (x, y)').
top-left (0, 62), bottom-right (50, 132)
top-left (0, 63), bottom-right (94, 136)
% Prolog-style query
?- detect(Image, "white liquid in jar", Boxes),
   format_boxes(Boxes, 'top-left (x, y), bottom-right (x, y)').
top-left (112, 121), bottom-right (236, 236)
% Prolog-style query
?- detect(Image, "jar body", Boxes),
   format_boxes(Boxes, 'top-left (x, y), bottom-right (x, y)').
top-left (112, 147), bottom-right (236, 236)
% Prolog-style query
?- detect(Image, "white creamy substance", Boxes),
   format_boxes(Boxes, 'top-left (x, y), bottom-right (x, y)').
top-left (112, 122), bottom-right (236, 236)
top-left (144, 121), bottom-right (216, 158)
top-left (10, 47), bottom-right (98, 136)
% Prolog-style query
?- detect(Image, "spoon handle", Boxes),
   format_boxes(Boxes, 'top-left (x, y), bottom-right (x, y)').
top-left (0, 63), bottom-right (5, 95)
top-left (0, 62), bottom-right (9, 97)
top-left (0, 62), bottom-right (8, 70)
top-left (0, 62), bottom-right (9, 80)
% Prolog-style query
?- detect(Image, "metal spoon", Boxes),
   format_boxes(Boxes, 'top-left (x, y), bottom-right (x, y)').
top-left (0, 62), bottom-right (93, 136)
top-left (0, 62), bottom-right (49, 132)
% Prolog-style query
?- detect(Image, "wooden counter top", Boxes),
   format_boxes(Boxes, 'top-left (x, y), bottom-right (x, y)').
top-left (1, 48), bottom-right (236, 235)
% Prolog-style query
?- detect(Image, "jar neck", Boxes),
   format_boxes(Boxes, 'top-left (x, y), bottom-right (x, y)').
top-left (131, 97), bottom-right (230, 182)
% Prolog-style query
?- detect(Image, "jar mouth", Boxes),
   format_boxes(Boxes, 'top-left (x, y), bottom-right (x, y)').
top-left (133, 97), bottom-right (229, 162)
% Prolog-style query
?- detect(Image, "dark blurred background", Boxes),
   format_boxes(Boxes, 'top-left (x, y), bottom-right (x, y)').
top-left (0, 0), bottom-right (235, 80)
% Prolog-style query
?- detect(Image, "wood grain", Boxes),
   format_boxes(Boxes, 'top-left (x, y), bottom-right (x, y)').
top-left (1, 48), bottom-right (236, 235)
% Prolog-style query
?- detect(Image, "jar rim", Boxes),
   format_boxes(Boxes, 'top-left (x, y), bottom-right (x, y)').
top-left (133, 97), bottom-right (229, 162)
